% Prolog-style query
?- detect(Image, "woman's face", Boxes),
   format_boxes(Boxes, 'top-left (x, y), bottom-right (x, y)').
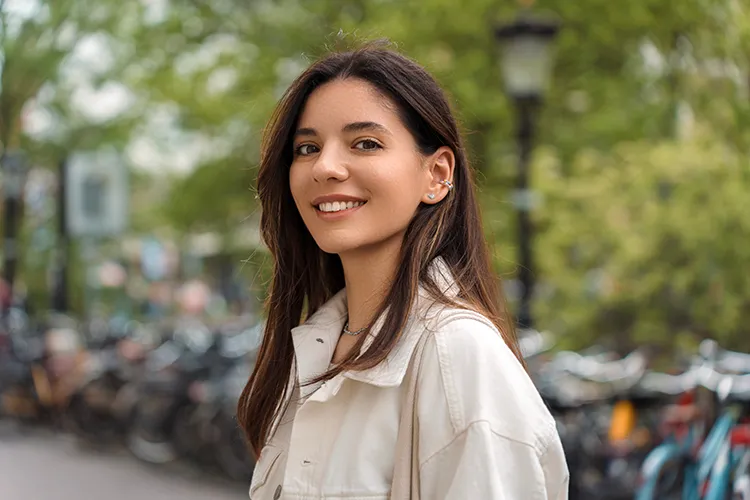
top-left (289, 78), bottom-right (443, 255)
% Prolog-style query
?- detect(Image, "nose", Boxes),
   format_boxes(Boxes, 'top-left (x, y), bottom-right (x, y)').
top-left (311, 145), bottom-right (349, 183)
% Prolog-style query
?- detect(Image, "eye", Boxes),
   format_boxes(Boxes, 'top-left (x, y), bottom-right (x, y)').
top-left (294, 144), bottom-right (319, 156)
top-left (354, 139), bottom-right (382, 152)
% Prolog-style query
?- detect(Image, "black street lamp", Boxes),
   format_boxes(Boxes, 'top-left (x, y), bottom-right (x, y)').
top-left (495, 13), bottom-right (560, 331)
top-left (52, 157), bottom-right (69, 312)
top-left (2, 150), bottom-right (29, 315)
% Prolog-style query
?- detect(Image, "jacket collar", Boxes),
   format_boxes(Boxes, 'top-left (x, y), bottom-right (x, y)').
top-left (290, 257), bottom-right (458, 394)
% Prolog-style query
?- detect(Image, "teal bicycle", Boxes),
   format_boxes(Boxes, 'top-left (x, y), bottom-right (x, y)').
top-left (636, 341), bottom-right (750, 500)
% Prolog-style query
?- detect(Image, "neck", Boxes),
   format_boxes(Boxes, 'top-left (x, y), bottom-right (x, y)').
top-left (339, 236), bottom-right (403, 332)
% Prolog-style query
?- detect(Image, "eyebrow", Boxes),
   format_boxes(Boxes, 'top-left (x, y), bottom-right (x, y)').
top-left (294, 121), bottom-right (392, 139)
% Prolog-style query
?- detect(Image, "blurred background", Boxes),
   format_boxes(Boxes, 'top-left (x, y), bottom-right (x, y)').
top-left (0, 0), bottom-right (749, 499)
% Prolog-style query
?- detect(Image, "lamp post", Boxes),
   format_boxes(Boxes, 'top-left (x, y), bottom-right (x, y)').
top-left (495, 13), bottom-right (560, 331)
top-left (2, 150), bottom-right (29, 315)
top-left (52, 156), bottom-right (69, 312)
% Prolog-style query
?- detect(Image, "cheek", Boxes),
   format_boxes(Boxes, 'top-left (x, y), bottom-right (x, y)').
top-left (370, 166), bottom-right (424, 206)
top-left (367, 178), bottom-right (423, 230)
top-left (288, 165), bottom-right (306, 206)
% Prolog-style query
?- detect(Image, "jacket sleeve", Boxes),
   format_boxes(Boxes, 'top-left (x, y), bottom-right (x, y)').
top-left (415, 314), bottom-right (569, 500)
top-left (419, 419), bottom-right (569, 500)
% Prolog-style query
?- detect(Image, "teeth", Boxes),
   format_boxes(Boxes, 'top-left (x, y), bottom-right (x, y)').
top-left (318, 201), bottom-right (365, 213)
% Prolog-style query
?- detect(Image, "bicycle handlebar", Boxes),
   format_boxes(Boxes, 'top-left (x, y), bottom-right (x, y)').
top-left (550, 349), bottom-right (648, 385)
top-left (637, 363), bottom-right (750, 401)
top-left (697, 339), bottom-right (750, 375)
top-left (716, 349), bottom-right (750, 375)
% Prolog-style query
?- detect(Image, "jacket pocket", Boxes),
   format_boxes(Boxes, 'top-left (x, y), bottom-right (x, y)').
top-left (249, 445), bottom-right (283, 499)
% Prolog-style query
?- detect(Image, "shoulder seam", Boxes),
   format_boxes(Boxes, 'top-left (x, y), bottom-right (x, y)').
top-left (534, 417), bottom-right (558, 457)
top-left (419, 419), bottom-right (537, 470)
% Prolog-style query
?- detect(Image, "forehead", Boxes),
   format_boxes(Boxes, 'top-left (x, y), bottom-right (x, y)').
top-left (297, 78), bottom-right (400, 129)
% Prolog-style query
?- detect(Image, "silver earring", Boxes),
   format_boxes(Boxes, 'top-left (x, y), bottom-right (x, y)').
top-left (439, 179), bottom-right (454, 190)
top-left (427, 193), bottom-right (436, 200)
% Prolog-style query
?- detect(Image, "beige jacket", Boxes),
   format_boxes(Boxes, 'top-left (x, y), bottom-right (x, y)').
top-left (250, 261), bottom-right (569, 500)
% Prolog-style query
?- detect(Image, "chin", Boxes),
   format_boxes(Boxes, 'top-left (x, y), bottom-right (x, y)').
top-left (310, 230), bottom-right (403, 257)
top-left (312, 236), bottom-right (365, 255)
top-left (303, 218), bottom-right (372, 255)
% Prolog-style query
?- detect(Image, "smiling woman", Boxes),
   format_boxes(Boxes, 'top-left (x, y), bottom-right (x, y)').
top-left (289, 79), bottom-right (447, 255)
top-left (238, 39), bottom-right (569, 500)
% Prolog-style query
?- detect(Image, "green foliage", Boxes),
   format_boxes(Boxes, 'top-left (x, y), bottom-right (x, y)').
top-left (535, 129), bottom-right (750, 350)
top-left (138, 0), bottom-right (750, 228)
top-left (162, 160), bottom-right (256, 233)
top-left (1, 0), bottom-right (139, 153)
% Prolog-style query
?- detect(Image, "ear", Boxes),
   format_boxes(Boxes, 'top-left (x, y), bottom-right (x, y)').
top-left (422, 146), bottom-right (456, 204)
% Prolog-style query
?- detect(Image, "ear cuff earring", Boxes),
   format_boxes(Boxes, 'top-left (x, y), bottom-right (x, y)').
top-left (439, 179), bottom-right (454, 190)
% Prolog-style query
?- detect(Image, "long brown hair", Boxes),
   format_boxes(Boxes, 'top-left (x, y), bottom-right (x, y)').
top-left (238, 40), bottom-right (522, 456)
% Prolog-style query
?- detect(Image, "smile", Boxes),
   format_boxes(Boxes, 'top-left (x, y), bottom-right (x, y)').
top-left (316, 201), bottom-right (366, 213)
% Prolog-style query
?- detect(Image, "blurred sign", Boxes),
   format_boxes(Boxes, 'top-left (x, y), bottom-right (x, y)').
top-left (66, 150), bottom-right (128, 237)
top-left (2, 150), bottom-right (28, 199)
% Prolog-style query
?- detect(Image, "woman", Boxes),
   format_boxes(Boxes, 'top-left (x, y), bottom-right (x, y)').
top-left (238, 41), bottom-right (569, 499)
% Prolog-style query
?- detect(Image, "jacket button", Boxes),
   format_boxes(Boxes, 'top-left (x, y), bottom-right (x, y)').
top-left (274, 485), bottom-right (282, 499)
